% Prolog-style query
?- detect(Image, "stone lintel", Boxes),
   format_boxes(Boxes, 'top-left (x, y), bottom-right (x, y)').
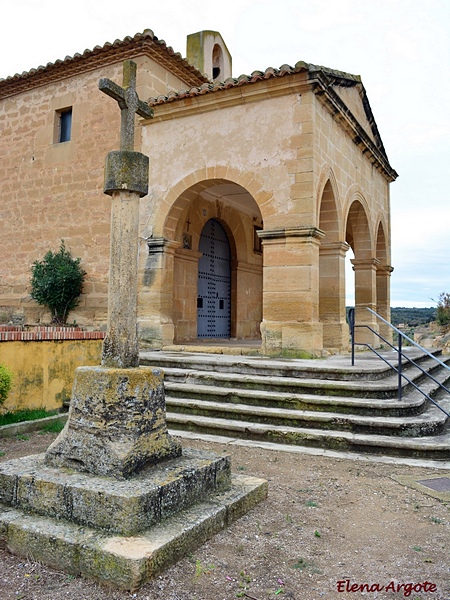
top-left (45, 366), bottom-right (181, 479)
top-left (104, 150), bottom-right (149, 197)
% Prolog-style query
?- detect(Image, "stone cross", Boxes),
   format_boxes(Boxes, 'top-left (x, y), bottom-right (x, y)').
top-left (99, 60), bottom-right (153, 368)
top-left (44, 60), bottom-right (181, 480)
top-left (99, 60), bottom-right (153, 151)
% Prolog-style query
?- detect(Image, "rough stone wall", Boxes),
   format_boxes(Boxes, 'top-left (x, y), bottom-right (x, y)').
top-left (0, 56), bottom-right (189, 327)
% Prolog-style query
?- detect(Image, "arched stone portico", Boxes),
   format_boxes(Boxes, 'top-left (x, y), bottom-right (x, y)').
top-left (138, 177), bottom-right (264, 348)
top-left (135, 60), bottom-right (397, 356)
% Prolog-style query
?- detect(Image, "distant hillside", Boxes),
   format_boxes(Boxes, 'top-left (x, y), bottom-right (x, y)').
top-left (390, 307), bottom-right (436, 327)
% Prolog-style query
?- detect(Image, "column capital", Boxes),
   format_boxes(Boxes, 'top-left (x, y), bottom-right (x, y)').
top-left (350, 257), bottom-right (380, 270)
top-left (376, 264), bottom-right (394, 275)
top-left (258, 226), bottom-right (325, 242)
top-left (146, 237), bottom-right (180, 254)
top-left (319, 241), bottom-right (350, 256)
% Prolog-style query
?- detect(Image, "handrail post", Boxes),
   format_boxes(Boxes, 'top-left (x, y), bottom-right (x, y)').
top-left (398, 334), bottom-right (402, 401)
top-left (348, 308), bottom-right (355, 366)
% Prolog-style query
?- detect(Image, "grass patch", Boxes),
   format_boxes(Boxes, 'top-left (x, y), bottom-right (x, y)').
top-left (305, 500), bottom-right (318, 508)
top-left (40, 420), bottom-right (65, 434)
top-left (0, 408), bottom-right (58, 427)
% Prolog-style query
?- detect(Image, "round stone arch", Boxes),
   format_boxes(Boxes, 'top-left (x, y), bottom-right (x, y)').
top-left (150, 167), bottom-right (272, 238)
top-left (141, 172), bottom-right (267, 346)
top-left (316, 166), bottom-right (341, 240)
top-left (344, 192), bottom-right (379, 343)
top-left (317, 170), bottom-right (348, 351)
top-left (375, 220), bottom-right (394, 338)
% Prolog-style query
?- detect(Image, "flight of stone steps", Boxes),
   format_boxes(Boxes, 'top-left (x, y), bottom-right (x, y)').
top-left (140, 348), bottom-right (450, 461)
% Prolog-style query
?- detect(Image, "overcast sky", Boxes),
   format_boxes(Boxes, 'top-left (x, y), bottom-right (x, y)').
top-left (1, 0), bottom-right (449, 308)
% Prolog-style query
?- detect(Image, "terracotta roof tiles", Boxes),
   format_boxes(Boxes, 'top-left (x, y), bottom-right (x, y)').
top-left (148, 61), bottom-right (361, 105)
top-left (0, 29), bottom-right (207, 96)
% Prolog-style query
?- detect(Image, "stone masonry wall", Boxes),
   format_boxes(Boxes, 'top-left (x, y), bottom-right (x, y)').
top-left (0, 55), bottom-right (189, 327)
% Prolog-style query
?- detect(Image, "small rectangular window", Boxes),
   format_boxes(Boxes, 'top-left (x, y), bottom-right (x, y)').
top-left (56, 108), bottom-right (72, 143)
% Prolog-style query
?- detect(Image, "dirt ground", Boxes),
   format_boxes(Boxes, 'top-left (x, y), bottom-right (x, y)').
top-left (0, 431), bottom-right (449, 600)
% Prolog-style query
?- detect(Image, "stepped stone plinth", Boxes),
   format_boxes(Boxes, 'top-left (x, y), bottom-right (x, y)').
top-left (0, 364), bottom-right (267, 590)
top-left (0, 451), bottom-right (266, 589)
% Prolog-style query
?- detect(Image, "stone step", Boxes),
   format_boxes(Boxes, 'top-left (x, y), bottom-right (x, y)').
top-left (165, 396), bottom-right (448, 437)
top-left (0, 472), bottom-right (267, 591)
top-left (140, 348), bottom-right (447, 382)
top-left (143, 352), bottom-right (450, 401)
top-left (0, 449), bottom-right (231, 536)
top-left (166, 412), bottom-right (450, 461)
top-left (164, 381), bottom-right (427, 417)
top-left (139, 349), bottom-right (450, 460)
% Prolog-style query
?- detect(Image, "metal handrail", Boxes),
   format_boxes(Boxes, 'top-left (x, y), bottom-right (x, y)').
top-left (348, 307), bottom-right (450, 418)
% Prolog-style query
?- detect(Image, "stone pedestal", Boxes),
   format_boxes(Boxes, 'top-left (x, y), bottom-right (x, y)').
top-left (0, 363), bottom-right (267, 590)
top-left (45, 366), bottom-right (181, 479)
top-left (0, 449), bottom-right (267, 590)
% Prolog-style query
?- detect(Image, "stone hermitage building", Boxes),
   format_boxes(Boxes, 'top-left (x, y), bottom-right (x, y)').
top-left (0, 29), bottom-right (397, 356)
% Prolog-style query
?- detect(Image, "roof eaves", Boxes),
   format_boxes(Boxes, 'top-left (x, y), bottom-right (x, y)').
top-left (0, 29), bottom-right (207, 98)
top-left (148, 61), bottom-right (312, 106)
top-left (308, 69), bottom-right (397, 180)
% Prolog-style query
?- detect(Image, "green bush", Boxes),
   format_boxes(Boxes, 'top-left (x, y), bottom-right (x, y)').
top-left (436, 292), bottom-right (450, 327)
top-left (30, 240), bottom-right (86, 325)
top-left (0, 364), bottom-right (13, 407)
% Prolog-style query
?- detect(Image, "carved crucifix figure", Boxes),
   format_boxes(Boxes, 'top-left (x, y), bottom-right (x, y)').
top-left (99, 60), bottom-right (153, 151)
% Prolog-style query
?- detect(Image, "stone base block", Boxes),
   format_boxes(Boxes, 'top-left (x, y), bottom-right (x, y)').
top-left (0, 474), bottom-right (267, 591)
top-left (45, 366), bottom-right (181, 479)
top-left (0, 449), bottom-right (231, 536)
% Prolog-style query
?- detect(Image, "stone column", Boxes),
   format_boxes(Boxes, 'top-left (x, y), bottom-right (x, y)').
top-left (45, 61), bottom-right (182, 478)
top-left (101, 151), bottom-right (149, 367)
top-left (351, 257), bottom-right (379, 345)
top-left (376, 264), bottom-right (394, 343)
top-left (258, 227), bottom-right (324, 356)
top-left (138, 238), bottom-right (183, 348)
top-left (319, 242), bottom-right (350, 352)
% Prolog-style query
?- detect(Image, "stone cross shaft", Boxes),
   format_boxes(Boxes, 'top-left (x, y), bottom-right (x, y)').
top-left (99, 60), bottom-right (153, 151)
top-left (99, 60), bottom-right (152, 368)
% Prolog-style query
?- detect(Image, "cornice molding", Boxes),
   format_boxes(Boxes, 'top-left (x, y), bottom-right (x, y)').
top-left (258, 226), bottom-right (325, 241)
top-left (308, 70), bottom-right (398, 182)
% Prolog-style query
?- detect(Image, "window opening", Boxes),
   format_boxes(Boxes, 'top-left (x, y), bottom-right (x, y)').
top-left (57, 108), bottom-right (72, 143)
top-left (212, 44), bottom-right (223, 80)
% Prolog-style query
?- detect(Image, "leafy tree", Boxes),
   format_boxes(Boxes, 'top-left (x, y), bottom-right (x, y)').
top-left (436, 292), bottom-right (450, 327)
top-left (0, 364), bottom-right (13, 407)
top-left (390, 307), bottom-right (436, 327)
top-left (30, 241), bottom-right (86, 325)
